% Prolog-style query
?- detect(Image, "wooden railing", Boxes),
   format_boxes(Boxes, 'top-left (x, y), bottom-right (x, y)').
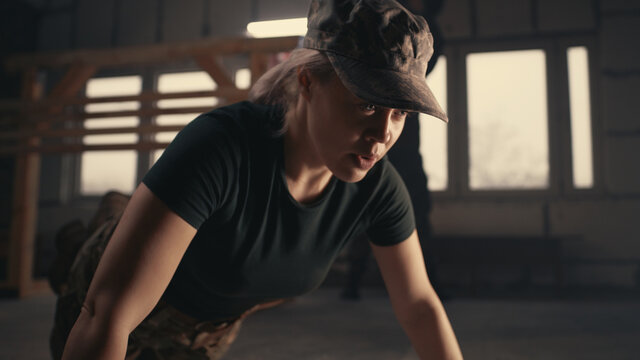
top-left (0, 35), bottom-right (300, 296)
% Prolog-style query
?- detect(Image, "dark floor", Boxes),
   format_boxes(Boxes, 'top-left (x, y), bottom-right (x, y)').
top-left (1, 288), bottom-right (639, 359)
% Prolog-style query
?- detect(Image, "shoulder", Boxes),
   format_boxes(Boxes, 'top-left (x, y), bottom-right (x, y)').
top-left (361, 157), bottom-right (415, 246)
top-left (165, 101), bottom-right (282, 157)
top-left (359, 157), bottom-right (406, 194)
top-left (195, 101), bottom-right (284, 136)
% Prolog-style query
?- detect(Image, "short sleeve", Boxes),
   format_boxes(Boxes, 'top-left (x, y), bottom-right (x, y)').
top-left (365, 160), bottom-right (416, 246)
top-left (142, 113), bottom-right (242, 229)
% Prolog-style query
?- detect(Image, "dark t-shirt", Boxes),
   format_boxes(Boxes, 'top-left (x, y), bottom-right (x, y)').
top-left (142, 101), bottom-right (415, 321)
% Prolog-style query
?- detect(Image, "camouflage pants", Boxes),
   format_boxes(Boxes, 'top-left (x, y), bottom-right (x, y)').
top-left (49, 205), bottom-right (264, 359)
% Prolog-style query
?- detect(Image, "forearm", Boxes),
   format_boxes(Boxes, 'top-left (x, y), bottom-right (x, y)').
top-left (399, 300), bottom-right (463, 360)
top-left (62, 308), bottom-right (129, 360)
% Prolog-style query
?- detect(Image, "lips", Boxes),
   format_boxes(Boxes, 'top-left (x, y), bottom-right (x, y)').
top-left (353, 153), bottom-right (379, 170)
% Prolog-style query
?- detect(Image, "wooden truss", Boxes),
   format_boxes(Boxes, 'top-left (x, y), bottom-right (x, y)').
top-left (0, 35), bottom-right (300, 297)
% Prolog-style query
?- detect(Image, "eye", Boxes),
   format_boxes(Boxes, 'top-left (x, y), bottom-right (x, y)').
top-left (393, 109), bottom-right (411, 119)
top-left (359, 103), bottom-right (377, 113)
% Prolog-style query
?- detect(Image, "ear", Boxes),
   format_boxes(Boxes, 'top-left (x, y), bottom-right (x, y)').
top-left (297, 67), bottom-right (312, 101)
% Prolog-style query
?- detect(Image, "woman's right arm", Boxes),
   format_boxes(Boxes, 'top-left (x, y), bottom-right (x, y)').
top-left (62, 183), bottom-right (197, 359)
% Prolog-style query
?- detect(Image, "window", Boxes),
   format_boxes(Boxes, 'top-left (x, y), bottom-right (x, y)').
top-left (567, 46), bottom-right (594, 189)
top-left (80, 76), bottom-right (142, 195)
top-left (246, 18), bottom-right (307, 38)
top-left (235, 68), bottom-right (252, 90)
top-left (466, 49), bottom-right (549, 190)
top-left (153, 71), bottom-right (218, 162)
top-left (420, 57), bottom-right (448, 191)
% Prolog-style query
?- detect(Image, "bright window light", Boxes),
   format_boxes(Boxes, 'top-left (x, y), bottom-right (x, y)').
top-left (83, 117), bottom-right (139, 145)
top-left (235, 68), bottom-right (252, 89)
top-left (86, 76), bottom-right (141, 97)
top-left (157, 97), bottom-right (218, 109)
top-left (467, 49), bottom-right (549, 190)
top-left (419, 57), bottom-right (448, 191)
top-left (81, 151), bottom-right (137, 194)
top-left (157, 71), bottom-right (217, 93)
top-left (81, 75), bottom-right (142, 195)
top-left (153, 71), bottom-right (217, 162)
top-left (246, 18), bottom-right (307, 38)
top-left (567, 46), bottom-right (594, 189)
top-left (85, 76), bottom-right (141, 113)
top-left (85, 101), bottom-right (139, 113)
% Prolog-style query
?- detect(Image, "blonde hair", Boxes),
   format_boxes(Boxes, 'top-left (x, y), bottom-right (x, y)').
top-left (248, 48), bottom-right (334, 112)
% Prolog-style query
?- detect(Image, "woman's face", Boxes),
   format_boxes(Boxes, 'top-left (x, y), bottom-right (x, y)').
top-left (303, 73), bottom-right (408, 183)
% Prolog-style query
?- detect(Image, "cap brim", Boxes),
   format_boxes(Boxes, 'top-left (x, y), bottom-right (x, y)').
top-left (325, 52), bottom-right (448, 122)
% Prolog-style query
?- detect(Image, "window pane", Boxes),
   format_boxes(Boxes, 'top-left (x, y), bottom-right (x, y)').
top-left (157, 97), bottom-right (218, 109)
top-left (83, 117), bottom-right (139, 145)
top-left (419, 57), bottom-right (448, 191)
top-left (153, 71), bottom-right (216, 162)
top-left (567, 46), bottom-right (594, 189)
top-left (157, 71), bottom-right (217, 92)
top-left (81, 76), bottom-right (142, 195)
top-left (467, 49), bottom-right (549, 190)
top-left (246, 18), bottom-right (307, 38)
top-left (80, 151), bottom-right (137, 194)
top-left (85, 101), bottom-right (139, 113)
top-left (235, 68), bottom-right (251, 89)
top-left (86, 76), bottom-right (141, 97)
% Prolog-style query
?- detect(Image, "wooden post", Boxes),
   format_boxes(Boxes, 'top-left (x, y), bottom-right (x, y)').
top-left (7, 68), bottom-right (43, 297)
top-left (0, 36), bottom-right (300, 297)
top-left (6, 64), bottom-right (96, 297)
top-left (194, 54), bottom-right (235, 87)
top-left (250, 52), bottom-right (269, 86)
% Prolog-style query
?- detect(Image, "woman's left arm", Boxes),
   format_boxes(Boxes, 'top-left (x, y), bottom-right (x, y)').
top-left (371, 230), bottom-right (463, 360)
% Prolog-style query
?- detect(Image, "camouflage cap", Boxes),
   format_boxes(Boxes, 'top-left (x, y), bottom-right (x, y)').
top-left (303, 0), bottom-right (448, 122)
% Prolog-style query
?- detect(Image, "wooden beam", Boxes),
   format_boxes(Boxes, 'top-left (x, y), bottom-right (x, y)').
top-left (49, 64), bottom-right (98, 99)
top-left (0, 124), bottom-right (187, 141)
top-left (46, 64), bottom-right (98, 115)
top-left (7, 67), bottom-right (43, 297)
top-left (49, 106), bottom-right (215, 123)
top-left (250, 52), bottom-right (269, 86)
top-left (0, 88), bottom-right (249, 111)
top-left (194, 55), bottom-right (235, 88)
top-left (5, 65), bottom-right (94, 297)
top-left (0, 36), bottom-right (299, 297)
top-left (0, 141), bottom-right (173, 155)
top-left (5, 36), bottom-right (301, 71)
top-left (7, 106), bottom-right (218, 128)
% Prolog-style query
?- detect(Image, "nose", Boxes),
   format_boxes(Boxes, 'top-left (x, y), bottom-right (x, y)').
top-left (364, 109), bottom-right (393, 144)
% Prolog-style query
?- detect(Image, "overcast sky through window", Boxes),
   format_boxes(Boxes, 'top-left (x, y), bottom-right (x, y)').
top-left (467, 49), bottom-right (549, 190)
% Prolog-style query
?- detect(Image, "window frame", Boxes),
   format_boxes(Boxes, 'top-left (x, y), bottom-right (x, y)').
top-left (68, 39), bottom-right (601, 202)
top-left (432, 36), bottom-right (600, 200)
top-left (71, 68), bottom-right (151, 200)
top-left (556, 36), bottom-right (603, 198)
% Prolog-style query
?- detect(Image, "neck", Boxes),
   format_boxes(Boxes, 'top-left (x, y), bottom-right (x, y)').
top-left (282, 100), bottom-right (333, 204)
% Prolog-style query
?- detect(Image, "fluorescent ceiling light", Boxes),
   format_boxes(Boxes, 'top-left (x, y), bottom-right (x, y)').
top-left (246, 18), bottom-right (307, 38)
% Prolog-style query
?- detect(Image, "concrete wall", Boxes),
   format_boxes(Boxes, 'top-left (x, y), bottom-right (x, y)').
top-left (431, 0), bottom-right (640, 288)
top-left (5, 0), bottom-right (639, 289)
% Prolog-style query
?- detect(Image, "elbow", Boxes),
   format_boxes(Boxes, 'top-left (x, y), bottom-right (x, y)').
top-left (61, 300), bottom-right (129, 359)
top-left (396, 298), bottom-right (442, 329)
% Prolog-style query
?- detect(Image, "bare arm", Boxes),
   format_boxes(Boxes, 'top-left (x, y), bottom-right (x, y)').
top-left (371, 230), bottom-right (463, 360)
top-left (62, 183), bottom-right (197, 360)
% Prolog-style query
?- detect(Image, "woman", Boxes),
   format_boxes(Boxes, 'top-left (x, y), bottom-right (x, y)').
top-left (53, 0), bottom-right (463, 359)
